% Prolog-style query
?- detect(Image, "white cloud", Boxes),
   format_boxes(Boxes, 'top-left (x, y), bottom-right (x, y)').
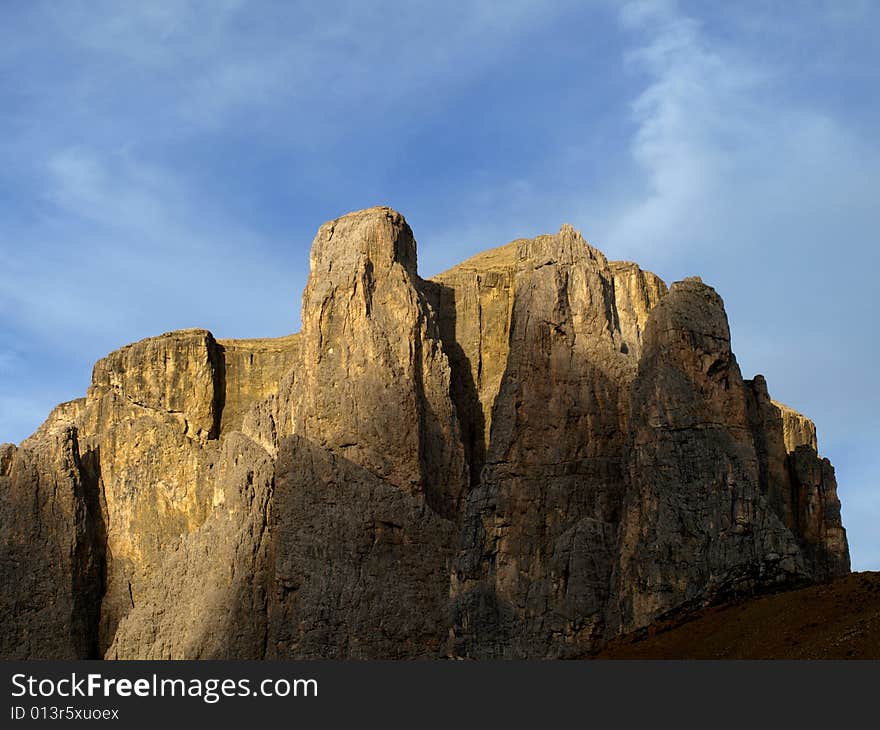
top-left (595, 1), bottom-right (879, 267)
top-left (46, 148), bottom-right (182, 233)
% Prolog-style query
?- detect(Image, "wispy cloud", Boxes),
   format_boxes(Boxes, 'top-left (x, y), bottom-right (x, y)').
top-left (595, 1), bottom-right (879, 381)
top-left (35, 1), bottom-right (572, 136)
top-left (596, 1), bottom-right (878, 267)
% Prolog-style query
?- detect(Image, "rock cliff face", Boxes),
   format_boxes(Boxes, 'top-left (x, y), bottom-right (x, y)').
top-left (0, 206), bottom-right (849, 659)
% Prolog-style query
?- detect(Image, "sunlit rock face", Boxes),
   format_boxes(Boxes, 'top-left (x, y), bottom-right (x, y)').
top-left (0, 207), bottom-right (849, 659)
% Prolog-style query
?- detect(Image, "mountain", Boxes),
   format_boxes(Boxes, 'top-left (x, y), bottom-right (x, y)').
top-left (0, 206), bottom-right (849, 659)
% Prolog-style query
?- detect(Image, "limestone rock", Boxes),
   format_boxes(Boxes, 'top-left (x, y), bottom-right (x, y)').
top-left (450, 226), bottom-right (637, 657)
top-left (788, 446), bottom-right (850, 579)
top-left (287, 207), bottom-right (467, 514)
top-left (2, 327), bottom-right (296, 659)
top-left (745, 380), bottom-right (849, 580)
top-left (91, 328), bottom-right (223, 441)
top-left (428, 241), bottom-right (517, 484)
top-left (611, 279), bottom-right (808, 634)
top-left (217, 335), bottom-right (301, 435)
top-left (0, 431), bottom-right (104, 659)
top-left (0, 207), bottom-right (850, 659)
top-left (608, 260), bottom-right (668, 358)
top-left (269, 436), bottom-right (456, 658)
top-left (775, 400), bottom-right (819, 452)
top-left (105, 432), bottom-right (274, 659)
top-left (745, 375), bottom-right (797, 530)
top-left (266, 207), bottom-right (467, 657)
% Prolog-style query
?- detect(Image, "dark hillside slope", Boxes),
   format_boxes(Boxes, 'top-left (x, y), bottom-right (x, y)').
top-left (594, 572), bottom-right (880, 659)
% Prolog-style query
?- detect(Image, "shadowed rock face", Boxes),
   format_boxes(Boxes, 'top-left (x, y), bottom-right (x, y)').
top-left (0, 206), bottom-right (849, 659)
top-left (449, 227), bottom-right (639, 657)
top-left (611, 279), bottom-right (806, 634)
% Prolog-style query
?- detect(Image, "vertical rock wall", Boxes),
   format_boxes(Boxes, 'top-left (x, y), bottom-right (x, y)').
top-left (611, 279), bottom-right (807, 633)
top-left (0, 207), bottom-right (849, 659)
top-left (267, 207), bottom-right (467, 658)
top-left (451, 227), bottom-right (636, 657)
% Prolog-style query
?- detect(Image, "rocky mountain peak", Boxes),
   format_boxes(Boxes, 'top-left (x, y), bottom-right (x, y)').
top-left (307, 206), bottom-right (417, 285)
top-left (0, 206), bottom-right (849, 659)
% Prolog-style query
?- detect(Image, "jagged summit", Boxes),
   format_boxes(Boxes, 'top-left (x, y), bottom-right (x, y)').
top-left (311, 206), bottom-right (418, 277)
top-left (0, 206), bottom-right (848, 659)
top-left (436, 222), bottom-right (606, 278)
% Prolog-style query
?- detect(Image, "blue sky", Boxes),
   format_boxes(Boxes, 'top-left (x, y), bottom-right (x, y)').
top-left (0, 0), bottom-right (877, 569)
